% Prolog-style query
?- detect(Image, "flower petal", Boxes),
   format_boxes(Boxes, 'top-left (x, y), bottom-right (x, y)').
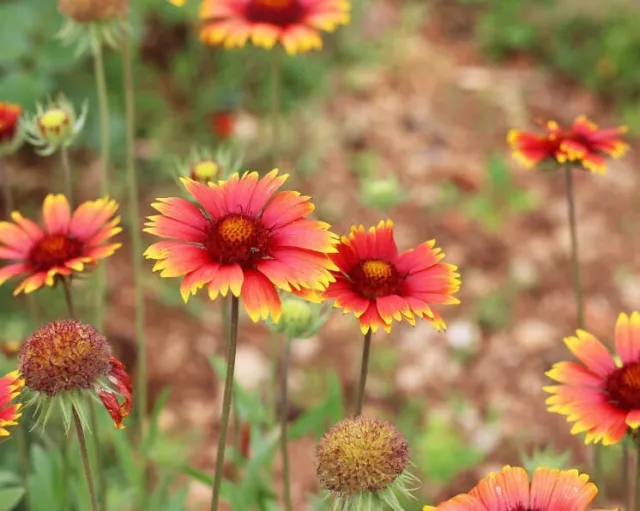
top-left (615, 312), bottom-right (640, 365)
top-left (241, 269), bottom-right (281, 322)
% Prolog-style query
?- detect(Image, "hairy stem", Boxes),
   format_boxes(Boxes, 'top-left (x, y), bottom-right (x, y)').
top-left (60, 146), bottom-right (74, 206)
top-left (210, 296), bottom-right (240, 511)
top-left (270, 49), bottom-right (282, 168)
top-left (354, 331), bottom-right (373, 416)
top-left (279, 336), bottom-right (293, 511)
top-left (73, 405), bottom-right (99, 511)
top-left (17, 428), bottom-right (30, 511)
top-left (0, 158), bottom-right (13, 218)
top-left (91, 26), bottom-right (111, 332)
top-left (564, 167), bottom-right (584, 328)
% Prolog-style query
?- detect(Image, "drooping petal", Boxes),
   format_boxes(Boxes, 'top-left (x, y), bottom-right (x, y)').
top-left (241, 269), bottom-right (282, 322)
top-left (99, 357), bottom-right (133, 430)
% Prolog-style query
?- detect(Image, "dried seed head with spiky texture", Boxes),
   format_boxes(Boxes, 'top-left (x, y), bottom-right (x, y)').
top-left (18, 320), bottom-right (133, 431)
top-left (58, 0), bottom-right (129, 22)
top-left (19, 320), bottom-right (111, 396)
top-left (316, 416), bottom-right (409, 497)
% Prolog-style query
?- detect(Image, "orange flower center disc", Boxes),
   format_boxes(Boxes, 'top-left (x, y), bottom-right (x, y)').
top-left (206, 214), bottom-right (271, 265)
top-left (351, 259), bottom-right (400, 299)
top-left (605, 362), bottom-right (640, 410)
top-left (246, 0), bottom-right (305, 26)
top-left (29, 234), bottom-right (83, 271)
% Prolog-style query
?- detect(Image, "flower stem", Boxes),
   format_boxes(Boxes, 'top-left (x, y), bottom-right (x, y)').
top-left (270, 49), bottom-right (282, 168)
top-left (0, 157), bottom-right (13, 218)
top-left (121, 22), bottom-right (148, 441)
top-left (279, 335), bottom-right (293, 511)
top-left (73, 405), bottom-right (99, 511)
top-left (91, 25), bottom-right (111, 333)
top-left (624, 439), bottom-right (630, 511)
top-left (60, 145), bottom-right (74, 206)
top-left (210, 296), bottom-right (240, 511)
top-left (354, 330), bottom-right (373, 416)
top-left (61, 277), bottom-right (76, 320)
top-left (636, 439), bottom-right (640, 511)
top-left (17, 427), bottom-right (30, 511)
top-left (268, 330), bottom-right (278, 426)
top-left (564, 167), bottom-right (584, 329)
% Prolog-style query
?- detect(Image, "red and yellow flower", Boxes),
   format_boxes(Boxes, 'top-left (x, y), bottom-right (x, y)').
top-left (0, 370), bottom-right (23, 438)
top-left (546, 312), bottom-right (640, 446)
top-left (198, 0), bottom-right (351, 54)
top-left (508, 115), bottom-right (628, 174)
top-left (0, 194), bottom-right (121, 295)
top-left (323, 220), bottom-right (460, 334)
top-left (424, 466), bottom-right (611, 511)
top-left (0, 102), bottom-right (23, 156)
top-left (144, 169), bottom-right (337, 322)
top-left (0, 103), bottom-right (21, 144)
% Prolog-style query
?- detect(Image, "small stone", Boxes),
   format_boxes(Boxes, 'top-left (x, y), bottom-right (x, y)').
top-left (233, 345), bottom-right (269, 391)
top-left (513, 319), bottom-right (557, 354)
top-left (446, 319), bottom-right (481, 352)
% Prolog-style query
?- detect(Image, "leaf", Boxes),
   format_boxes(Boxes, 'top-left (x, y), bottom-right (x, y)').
top-left (487, 153), bottom-right (511, 190)
top-left (143, 386), bottom-right (172, 455)
top-left (0, 488), bottom-right (25, 511)
top-left (0, 71), bottom-right (52, 106)
top-left (0, 472), bottom-right (21, 487)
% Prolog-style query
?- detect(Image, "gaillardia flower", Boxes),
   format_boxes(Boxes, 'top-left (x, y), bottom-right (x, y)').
top-left (316, 416), bottom-right (415, 511)
top-left (323, 220), bottom-right (460, 334)
top-left (19, 320), bottom-right (133, 430)
top-left (198, 0), bottom-right (351, 54)
top-left (424, 466), bottom-right (611, 511)
top-left (0, 102), bottom-right (23, 157)
top-left (144, 169), bottom-right (337, 322)
top-left (508, 115), bottom-right (628, 174)
top-left (25, 95), bottom-right (88, 156)
top-left (0, 194), bottom-right (121, 295)
top-left (0, 371), bottom-right (24, 438)
top-left (546, 312), bottom-right (640, 445)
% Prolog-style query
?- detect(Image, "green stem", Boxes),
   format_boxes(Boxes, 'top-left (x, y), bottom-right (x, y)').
top-left (91, 25), bottom-right (111, 332)
top-left (60, 146), bottom-right (73, 206)
top-left (279, 335), bottom-right (293, 511)
top-left (89, 402), bottom-right (107, 511)
top-left (354, 330), bottom-right (372, 416)
top-left (121, 22), bottom-right (147, 442)
top-left (210, 296), bottom-right (240, 511)
top-left (73, 405), bottom-right (99, 511)
top-left (268, 331), bottom-right (278, 426)
top-left (0, 158), bottom-right (12, 218)
top-left (624, 439), bottom-right (630, 511)
top-left (17, 427), bottom-right (30, 511)
top-left (270, 49), bottom-right (282, 168)
top-left (61, 277), bottom-right (76, 320)
top-left (636, 439), bottom-right (640, 511)
top-left (564, 167), bottom-right (584, 329)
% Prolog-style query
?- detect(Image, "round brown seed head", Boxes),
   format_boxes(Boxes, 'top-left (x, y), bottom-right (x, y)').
top-left (58, 0), bottom-right (129, 22)
top-left (19, 320), bottom-right (111, 396)
top-left (315, 416), bottom-right (409, 496)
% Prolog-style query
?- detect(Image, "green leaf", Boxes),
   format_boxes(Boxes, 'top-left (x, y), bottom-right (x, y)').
top-left (0, 71), bottom-right (52, 105)
top-left (0, 472), bottom-right (21, 487)
top-left (0, 488), bottom-right (25, 511)
top-left (487, 153), bottom-right (511, 190)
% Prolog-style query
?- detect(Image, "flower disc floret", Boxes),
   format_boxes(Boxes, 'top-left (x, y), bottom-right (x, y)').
top-left (324, 220), bottom-right (460, 334)
top-left (191, 160), bottom-right (220, 183)
top-left (0, 194), bottom-right (121, 295)
top-left (424, 466), bottom-right (612, 511)
top-left (199, 0), bottom-right (351, 54)
top-left (58, 0), bottom-right (129, 21)
top-left (0, 371), bottom-right (24, 438)
top-left (316, 416), bottom-right (409, 497)
top-left (19, 320), bottom-right (110, 396)
top-left (546, 311), bottom-right (640, 445)
top-left (144, 169), bottom-right (337, 323)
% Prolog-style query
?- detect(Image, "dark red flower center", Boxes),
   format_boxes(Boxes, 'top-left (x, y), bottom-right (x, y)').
top-left (206, 214), bottom-right (271, 265)
top-left (350, 259), bottom-right (401, 299)
top-left (29, 234), bottom-right (83, 271)
top-left (605, 362), bottom-right (640, 410)
top-left (245, 0), bottom-right (306, 27)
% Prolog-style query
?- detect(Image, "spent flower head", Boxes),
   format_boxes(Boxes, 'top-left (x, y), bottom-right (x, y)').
top-left (0, 102), bottom-right (24, 157)
top-left (57, 0), bottom-right (128, 53)
top-left (19, 320), bottom-right (132, 430)
top-left (316, 416), bottom-right (416, 511)
top-left (25, 95), bottom-right (88, 156)
top-left (59, 0), bottom-right (129, 22)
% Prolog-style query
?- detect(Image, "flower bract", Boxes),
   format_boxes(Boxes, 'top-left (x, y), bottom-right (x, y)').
top-left (323, 220), bottom-right (460, 334)
top-left (0, 371), bottom-right (24, 438)
top-left (144, 169), bottom-right (337, 322)
top-left (19, 320), bottom-right (133, 430)
top-left (508, 115), bottom-right (628, 174)
top-left (198, 0), bottom-right (351, 54)
top-left (546, 311), bottom-right (640, 445)
top-left (424, 466), bottom-right (612, 511)
top-left (0, 194), bottom-right (121, 295)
